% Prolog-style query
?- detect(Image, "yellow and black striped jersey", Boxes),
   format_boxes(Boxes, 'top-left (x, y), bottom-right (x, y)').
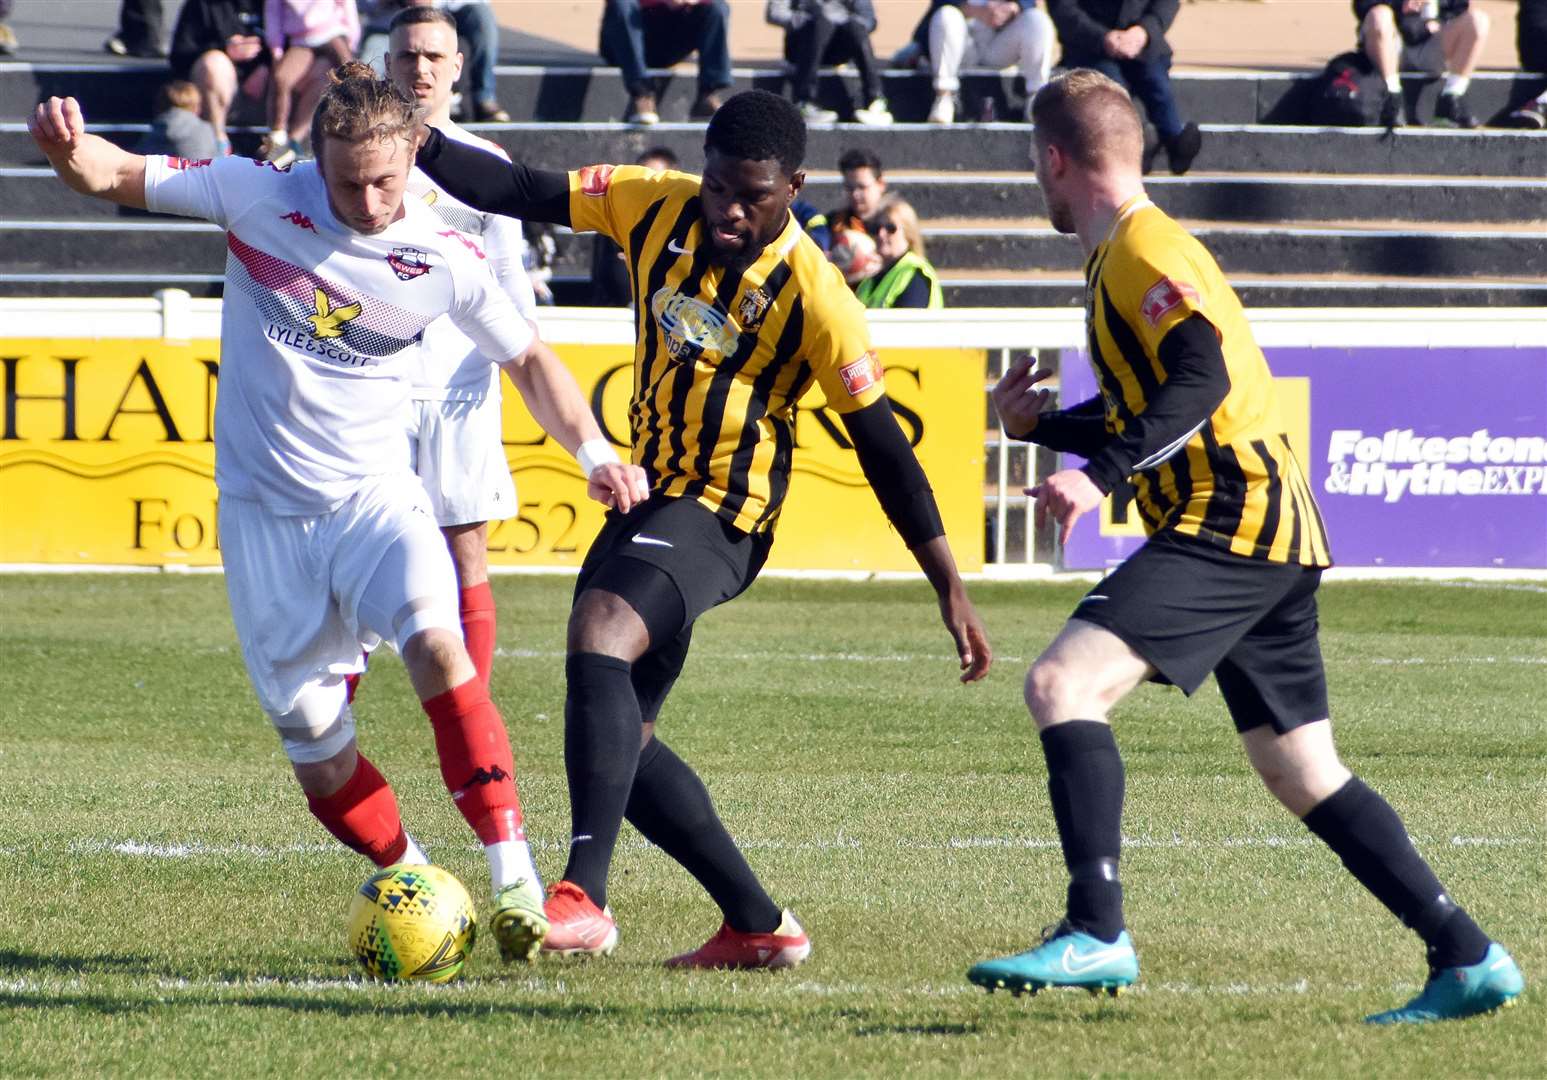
top-left (568, 163), bottom-right (886, 534)
top-left (1085, 195), bottom-right (1331, 566)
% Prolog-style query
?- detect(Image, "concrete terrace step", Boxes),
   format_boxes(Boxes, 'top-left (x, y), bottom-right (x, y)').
top-left (7, 166), bottom-right (1544, 226)
top-left (0, 61), bottom-right (1542, 127)
top-left (2, 120), bottom-right (1542, 176)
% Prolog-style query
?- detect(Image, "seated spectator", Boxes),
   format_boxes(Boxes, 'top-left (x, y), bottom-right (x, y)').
top-left (439, 1), bottom-right (509, 121)
top-left (589, 146), bottom-right (679, 306)
top-left (601, 0), bottom-right (733, 125)
top-left (1046, 0), bottom-right (1201, 173)
top-left (855, 196), bottom-right (943, 309)
top-left (828, 146), bottom-right (886, 238)
top-left (135, 80), bottom-right (221, 160)
top-left (766, 0), bottom-right (893, 125)
top-left (1356, 0), bottom-right (1490, 127)
top-left (261, 0), bottom-right (360, 166)
top-left (916, 0), bottom-right (1055, 124)
top-left (105, 0), bottom-right (167, 58)
top-left (1503, 0), bottom-right (1544, 127)
top-left (793, 199), bottom-right (832, 251)
top-left (170, 0), bottom-right (270, 157)
top-left (0, 1), bottom-right (16, 57)
top-left (357, 0), bottom-right (409, 69)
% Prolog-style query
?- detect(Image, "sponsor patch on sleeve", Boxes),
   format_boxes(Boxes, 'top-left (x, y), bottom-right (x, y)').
top-left (578, 164), bottom-right (615, 197)
top-left (1139, 276), bottom-right (1199, 328)
top-left (166, 156), bottom-right (213, 170)
top-left (839, 351), bottom-right (881, 396)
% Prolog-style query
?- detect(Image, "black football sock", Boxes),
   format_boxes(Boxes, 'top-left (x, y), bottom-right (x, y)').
top-left (1302, 777), bottom-right (1491, 969)
top-left (560, 652), bottom-right (643, 907)
top-left (1041, 720), bottom-right (1126, 943)
top-left (624, 737), bottom-right (782, 934)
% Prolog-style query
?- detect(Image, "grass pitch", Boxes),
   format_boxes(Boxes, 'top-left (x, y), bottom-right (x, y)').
top-left (0, 572), bottom-right (1542, 1078)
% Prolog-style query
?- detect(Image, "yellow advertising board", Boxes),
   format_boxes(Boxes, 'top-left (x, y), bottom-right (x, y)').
top-left (1, 338), bottom-right (984, 572)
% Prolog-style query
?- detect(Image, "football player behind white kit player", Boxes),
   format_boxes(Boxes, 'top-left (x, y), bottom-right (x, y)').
top-left (385, 5), bottom-right (562, 691)
top-left (27, 68), bottom-right (649, 964)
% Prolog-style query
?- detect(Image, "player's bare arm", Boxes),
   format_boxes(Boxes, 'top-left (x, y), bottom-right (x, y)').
top-left (841, 397), bottom-right (992, 683)
top-left (28, 96), bottom-right (147, 209)
top-left (500, 338), bottom-right (648, 512)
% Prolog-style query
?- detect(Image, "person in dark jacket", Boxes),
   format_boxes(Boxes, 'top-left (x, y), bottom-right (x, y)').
top-left (1354, 0), bottom-right (1491, 128)
top-left (1503, 0), bottom-right (1546, 126)
top-left (1045, 0), bottom-right (1201, 174)
top-left (170, 0), bottom-right (270, 155)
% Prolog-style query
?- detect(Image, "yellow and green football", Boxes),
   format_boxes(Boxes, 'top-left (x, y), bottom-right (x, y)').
top-left (347, 864), bottom-right (477, 983)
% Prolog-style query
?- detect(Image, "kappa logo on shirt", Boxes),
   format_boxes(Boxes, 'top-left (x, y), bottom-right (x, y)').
top-left (387, 246), bottom-right (431, 280)
top-left (166, 156), bottom-right (212, 170)
top-left (839, 351), bottom-right (881, 397)
top-left (578, 163), bottom-right (615, 197)
top-left (1139, 276), bottom-right (1199, 328)
top-left (437, 228), bottom-right (486, 260)
top-left (280, 210), bottom-right (318, 234)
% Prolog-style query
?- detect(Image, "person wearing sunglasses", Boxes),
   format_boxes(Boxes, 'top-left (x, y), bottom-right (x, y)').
top-left (855, 195), bottom-right (943, 309)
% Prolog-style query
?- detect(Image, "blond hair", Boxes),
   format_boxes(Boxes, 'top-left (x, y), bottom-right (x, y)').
top-left (875, 194), bottom-right (925, 259)
top-left (1030, 69), bottom-right (1144, 171)
top-left (156, 79), bottom-right (201, 114)
top-left (310, 60), bottom-right (420, 160)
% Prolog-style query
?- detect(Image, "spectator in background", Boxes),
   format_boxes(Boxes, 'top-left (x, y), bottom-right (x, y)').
top-left (439, 1), bottom-right (509, 121)
top-left (917, 0), bottom-right (1055, 124)
top-left (589, 146), bottom-right (679, 306)
top-left (170, 0), bottom-right (269, 157)
top-left (262, 0), bottom-right (360, 166)
top-left (829, 146), bottom-right (886, 238)
top-left (1504, 0), bottom-right (1546, 127)
top-left (1046, 0), bottom-right (1202, 173)
top-left (1355, 0), bottom-right (1490, 127)
top-left (793, 199), bottom-right (832, 251)
top-left (105, 0), bottom-right (167, 58)
top-left (600, 0), bottom-right (733, 124)
top-left (135, 80), bottom-right (221, 160)
top-left (766, 0), bottom-right (893, 125)
top-left (0, 1), bottom-right (16, 57)
top-left (358, 0), bottom-right (409, 69)
top-left (856, 195), bottom-right (943, 309)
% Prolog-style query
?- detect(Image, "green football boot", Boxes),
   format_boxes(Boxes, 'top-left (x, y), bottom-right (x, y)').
top-left (968, 921), bottom-right (1138, 998)
top-left (491, 876), bottom-right (550, 963)
top-left (1365, 944), bottom-right (1524, 1025)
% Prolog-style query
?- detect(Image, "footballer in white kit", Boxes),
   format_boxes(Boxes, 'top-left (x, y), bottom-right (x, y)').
top-left (383, 6), bottom-right (592, 692)
top-left (27, 68), bottom-right (648, 965)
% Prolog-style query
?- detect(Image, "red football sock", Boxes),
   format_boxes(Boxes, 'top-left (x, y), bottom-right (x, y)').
top-left (459, 581), bottom-right (497, 689)
top-left (423, 678), bottom-right (525, 846)
top-left (305, 753), bottom-right (408, 867)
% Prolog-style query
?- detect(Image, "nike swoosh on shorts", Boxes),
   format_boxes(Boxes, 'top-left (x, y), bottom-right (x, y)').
top-left (631, 535), bottom-right (673, 548)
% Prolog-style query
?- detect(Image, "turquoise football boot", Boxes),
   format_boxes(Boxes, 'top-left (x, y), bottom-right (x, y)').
top-left (968, 922), bottom-right (1138, 998)
top-left (1365, 943), bottom-right (1524, 1024)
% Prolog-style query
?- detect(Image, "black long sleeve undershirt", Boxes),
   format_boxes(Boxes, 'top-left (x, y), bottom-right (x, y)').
top-left (1012, 314), bottom-right (1231, 494)
top-left (841, 397), bottom-right (945, 549)
top-left (416, 126), bottom-right (572, 227)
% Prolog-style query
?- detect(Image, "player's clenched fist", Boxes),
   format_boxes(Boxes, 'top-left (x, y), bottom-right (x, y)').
top-left (588, 462), bottom-right (650, 514)
top-left (28, 96), bottom-right (86, 154)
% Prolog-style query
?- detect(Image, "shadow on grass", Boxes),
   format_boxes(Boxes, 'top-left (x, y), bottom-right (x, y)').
top-left (0, 949), bottom-right (160, 976)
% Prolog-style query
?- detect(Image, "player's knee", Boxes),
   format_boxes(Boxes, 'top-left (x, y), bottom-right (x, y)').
top-left (567, 589), bottom-right (648, 659)
top-left (401, 626), bottom-right (467, 683)
top-left (272, 680), bottom-right (356, 777)
top-left (1023, 659), bottom-right (1078, 727)
top-left (290, 743), bottom-right (357, 797)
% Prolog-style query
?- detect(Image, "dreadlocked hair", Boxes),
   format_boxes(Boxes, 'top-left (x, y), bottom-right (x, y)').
top-left (703, 89), bottom-right (806, 175)
top-left (310, 60), bottom-right (419, 159)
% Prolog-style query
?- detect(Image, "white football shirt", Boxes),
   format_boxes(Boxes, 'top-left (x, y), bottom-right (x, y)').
top-left (407, 122), bottom-right (538, 402)
top-left (142, 153), bottom-right (534, 515)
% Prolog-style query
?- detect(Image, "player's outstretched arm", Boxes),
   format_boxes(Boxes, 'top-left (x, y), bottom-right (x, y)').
top-left (500, 339), bottom-right (649, 512)
top-left (841, 398), bottom-right (992, 683)
top-left (28, 96), bottom-right (147, 209)
top-left (415, 126), bottom-right (571, 226)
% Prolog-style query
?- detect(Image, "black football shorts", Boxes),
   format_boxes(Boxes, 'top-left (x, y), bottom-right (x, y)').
top-left (1070, 531), bottom-right (1330, 734)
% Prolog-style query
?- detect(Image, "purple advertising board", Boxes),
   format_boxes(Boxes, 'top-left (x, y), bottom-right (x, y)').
top-left (1060, 347), bottom-right (1547, 569)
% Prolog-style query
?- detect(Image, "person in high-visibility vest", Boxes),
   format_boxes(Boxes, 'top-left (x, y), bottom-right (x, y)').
top-left (855, 195), bottom-right (944, 309)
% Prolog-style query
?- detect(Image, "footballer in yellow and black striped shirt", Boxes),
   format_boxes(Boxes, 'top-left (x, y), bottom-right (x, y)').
top-left (416, 90), bottom-right (990, 964)
top-left (968, 68), bottom-right (1518, 1019)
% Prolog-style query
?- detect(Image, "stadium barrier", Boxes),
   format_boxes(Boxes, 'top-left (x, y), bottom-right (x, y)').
top-left (1, 295), bottom-right (1543, 572)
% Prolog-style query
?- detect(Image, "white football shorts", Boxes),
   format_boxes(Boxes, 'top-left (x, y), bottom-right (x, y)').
top-left (407, 394), bottom-right (517, 527)
top-left (220, 474), bottom-right (462, 759)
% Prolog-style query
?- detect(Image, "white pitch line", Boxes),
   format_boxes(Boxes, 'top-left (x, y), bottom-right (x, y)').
top-left (495, 647), bottom-right (1545, 667)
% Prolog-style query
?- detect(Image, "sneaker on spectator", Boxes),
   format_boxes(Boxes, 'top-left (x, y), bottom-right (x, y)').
top-left (474, 99), bottom-right (511, 122)
top-left (927, 93), bottom-right (956, 125)
top-left (626, 93), bottom-right (660, 125)
top-left (689, 92), bottom-right (724, 120)
top-left (0, 23), bottom-right (17, 56)
top-left (260, 133), bottom-right (297, 169)
top-left (797, 101), bottom-right (839, 125)
top-left (104, 34), bottom-right (166, 59)
top-left (1164, 122), bottom-right (1203, 175)
top-left (853, 99), bottom-right (894, 126)
top-left (1503, 99), bottom-right (1547, 129)
top-left (1432, 91), bottom-right (1477, 129)
top-left (1379, 89), bottom-right (1407, 129)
